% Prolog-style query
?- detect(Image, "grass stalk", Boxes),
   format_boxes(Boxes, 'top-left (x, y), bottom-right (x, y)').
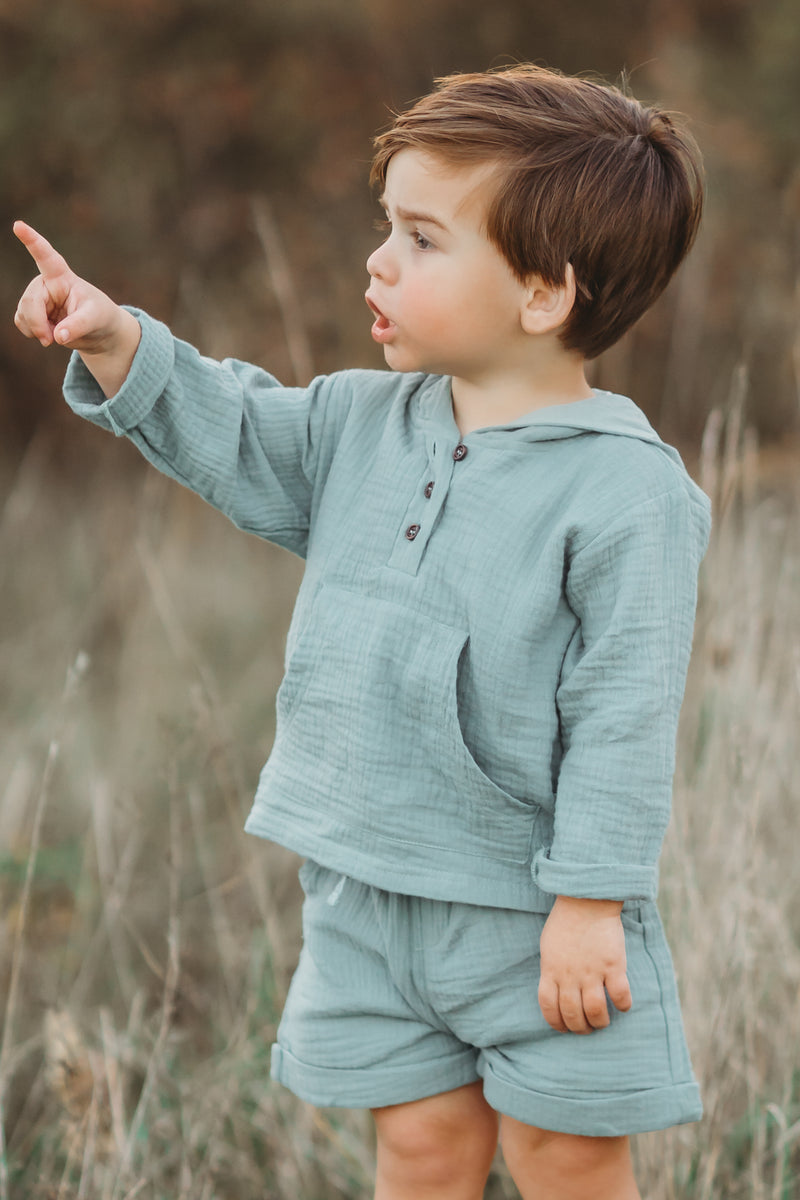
top-left (0, 651), bottom-right (89, 1200)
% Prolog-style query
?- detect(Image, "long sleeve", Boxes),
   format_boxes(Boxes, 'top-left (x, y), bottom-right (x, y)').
top-left (63, 308), bottom-right (355, 557)
top-left (532, 483), bottom-right (710, 901)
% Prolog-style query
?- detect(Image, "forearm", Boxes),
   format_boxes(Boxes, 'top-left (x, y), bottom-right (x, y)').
top-left (62, 309), bottom-right (339, 551)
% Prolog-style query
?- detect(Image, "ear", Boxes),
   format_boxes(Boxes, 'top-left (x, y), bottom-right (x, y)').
top-left (520, 263), bottom-right (577, 336)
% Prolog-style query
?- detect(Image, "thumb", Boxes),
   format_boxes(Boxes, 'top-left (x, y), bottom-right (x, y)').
top-left (51, 293), bottom-right (101, 349)
top-left (48, 286), bottom-right (125, 353)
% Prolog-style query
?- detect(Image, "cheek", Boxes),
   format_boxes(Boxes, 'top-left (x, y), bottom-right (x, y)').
top-left (399, 281), bottom-right (455, 337)
top-left (410, 268), bottom-right (471, 316)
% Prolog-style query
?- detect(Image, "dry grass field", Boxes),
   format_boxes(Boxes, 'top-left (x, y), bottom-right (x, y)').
top-left (0, 386), bottom-right (798, 1198)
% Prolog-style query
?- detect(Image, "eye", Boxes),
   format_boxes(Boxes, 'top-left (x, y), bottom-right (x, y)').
top-left (412, 231), bottom-right (433, 251)
top-left (373, 217), bottom-right (391, 235)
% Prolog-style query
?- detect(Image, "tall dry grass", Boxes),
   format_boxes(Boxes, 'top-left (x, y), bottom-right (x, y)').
top-left (0, 379), bottom-right (798, 1198)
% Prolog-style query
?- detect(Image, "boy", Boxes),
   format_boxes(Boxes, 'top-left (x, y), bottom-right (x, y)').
top-left (14, 65), bottom-right (709, 1200)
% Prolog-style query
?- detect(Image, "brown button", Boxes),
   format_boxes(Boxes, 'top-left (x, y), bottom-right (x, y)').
top-left (405, 524), bottom-right (421, 540)
top-left (424, 481), bottom-right (435, 499)
top-left (453, 443), bottom-right (468, 461)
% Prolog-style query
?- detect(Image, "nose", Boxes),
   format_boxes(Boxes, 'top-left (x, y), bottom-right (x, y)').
top-left (366, 237), bottom-right (396, 283)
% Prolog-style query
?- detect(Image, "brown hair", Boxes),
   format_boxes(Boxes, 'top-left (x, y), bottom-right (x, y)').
top-left (370, 65), bottom-right (703, 360)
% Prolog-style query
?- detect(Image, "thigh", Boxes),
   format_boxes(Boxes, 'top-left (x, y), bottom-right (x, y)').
top-left (499, 1117), bottom-right (640, 1200)
top-left (373, 1080), bottom-right (498, 1154)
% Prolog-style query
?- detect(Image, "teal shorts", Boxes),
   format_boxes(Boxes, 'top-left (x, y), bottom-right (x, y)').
top-left (271, 861), bottom-right (702, 1137)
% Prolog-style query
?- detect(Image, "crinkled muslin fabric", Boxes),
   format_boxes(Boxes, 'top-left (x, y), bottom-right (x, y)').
top-left (63, 311), bottom-right (710, 1129)
top-left (63, 308), bottom-right (710, 915)
top-left (271, 861), bottom-right (703, 1134)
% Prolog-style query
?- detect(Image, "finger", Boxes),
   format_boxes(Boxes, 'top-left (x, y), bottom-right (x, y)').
top-left (556, 986), bottom-right (592, 1035)
top-left (13, 220), bottom-right (72, 282)
top-left (581, 984), bottom-right (611, 1030)
top-left (538, 978), bottom-right (568, 1033)
top-left (606, 969), bottom-right (633, 1014)
top-left (14, 309), bottom-right (53, 347)
top-left (13, 305), bottom-right (46, 345)
top-left (15, 278), bottom-right (57, 346)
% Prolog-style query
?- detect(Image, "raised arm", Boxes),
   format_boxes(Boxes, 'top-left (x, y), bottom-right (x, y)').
top-left (13, 221), bottom-right (373, 556)
top-left (13, 221), bottom-right (141, 398)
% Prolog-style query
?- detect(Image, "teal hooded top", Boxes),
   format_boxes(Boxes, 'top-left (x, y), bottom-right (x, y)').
top-left (64, 309), bottom-right (711, 913)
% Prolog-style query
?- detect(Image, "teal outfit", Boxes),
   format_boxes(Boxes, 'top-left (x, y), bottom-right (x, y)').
top-left (64, 308), bottom-right (710, 1131)
top-left (275, 862), bottom-right (702, 1134)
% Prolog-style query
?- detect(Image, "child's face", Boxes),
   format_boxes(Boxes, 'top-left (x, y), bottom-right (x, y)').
top-left (365, 149), bottom-right (531, 380)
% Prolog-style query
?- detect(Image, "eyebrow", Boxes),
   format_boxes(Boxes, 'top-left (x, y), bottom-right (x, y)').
top-left (379, 198), bottom-right (449, 232)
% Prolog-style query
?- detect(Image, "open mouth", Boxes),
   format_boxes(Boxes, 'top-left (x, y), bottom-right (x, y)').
top-left (365, 293), bottom-right (397, 344)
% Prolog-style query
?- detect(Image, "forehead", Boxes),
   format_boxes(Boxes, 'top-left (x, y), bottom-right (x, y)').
top-left (382, 148), bottom-right (501, 229)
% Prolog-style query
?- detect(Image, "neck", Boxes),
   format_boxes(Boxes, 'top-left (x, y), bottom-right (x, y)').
top-left (451, 353), bottom-right (592, 436)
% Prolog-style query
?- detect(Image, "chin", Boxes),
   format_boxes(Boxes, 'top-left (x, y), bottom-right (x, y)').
top-left (381, 348), bottom-right (417, 373)
top-left (383, 346), bottom-right (439, 376)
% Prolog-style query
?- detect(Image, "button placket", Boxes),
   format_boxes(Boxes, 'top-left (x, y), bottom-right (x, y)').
top-left (387, 439), bottom-right (457, 575)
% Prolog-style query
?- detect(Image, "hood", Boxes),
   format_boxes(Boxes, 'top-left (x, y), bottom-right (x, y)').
top-left (491, 390), bottom-right (662, 443)
top-left (420, 378), bottom-right (682, 466)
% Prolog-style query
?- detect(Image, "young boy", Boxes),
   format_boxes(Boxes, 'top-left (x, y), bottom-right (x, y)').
top-left (14, 65), bottom-right (709, 1200)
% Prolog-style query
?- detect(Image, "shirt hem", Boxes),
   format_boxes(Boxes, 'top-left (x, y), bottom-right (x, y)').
top-left (244, 802), bottom-right (554, 913)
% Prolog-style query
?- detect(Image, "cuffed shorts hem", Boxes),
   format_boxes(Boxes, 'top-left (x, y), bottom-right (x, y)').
top-left (479, 1059), bottom-right (703, 1136)
top-left (270, 1042), bottom-right (480, 1110)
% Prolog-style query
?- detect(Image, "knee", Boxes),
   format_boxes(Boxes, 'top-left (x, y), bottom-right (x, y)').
top-left (501, 1120), bottom-right (633, 1189)
top-left (374, 1088), bottom-right (498, 1187)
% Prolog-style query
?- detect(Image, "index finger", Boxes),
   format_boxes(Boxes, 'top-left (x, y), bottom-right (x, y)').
top-left (13, 221), bottom-right (72, 281)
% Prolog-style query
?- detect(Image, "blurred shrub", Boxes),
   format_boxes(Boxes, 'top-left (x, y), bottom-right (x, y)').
top-left (2, 0), bottom-right (798, 455)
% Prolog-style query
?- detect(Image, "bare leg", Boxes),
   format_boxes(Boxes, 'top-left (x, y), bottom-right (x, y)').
top-left (372, 1081), bottom-right (498, 1200)
top-left (500, 1115), bottom-right (641, 1200)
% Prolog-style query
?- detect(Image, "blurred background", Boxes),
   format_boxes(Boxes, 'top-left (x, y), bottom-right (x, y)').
top-left (2, 0), bottom-right (799, 452)
top-left (1, 2), bottom-right (799, 1198)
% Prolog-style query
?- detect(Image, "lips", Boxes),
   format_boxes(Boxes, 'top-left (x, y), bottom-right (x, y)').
top-left (365, 292), bottom-right (397, 344)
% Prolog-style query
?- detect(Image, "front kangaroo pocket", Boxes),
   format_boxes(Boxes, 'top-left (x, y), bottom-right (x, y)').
top-left (269, 583), bottom-right (537, 864)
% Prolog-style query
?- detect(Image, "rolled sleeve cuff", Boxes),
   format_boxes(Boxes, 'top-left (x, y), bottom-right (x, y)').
top-left (63, 307), bottom-right (175, 436)
top-left (532, 848), bottom-right (658, 901)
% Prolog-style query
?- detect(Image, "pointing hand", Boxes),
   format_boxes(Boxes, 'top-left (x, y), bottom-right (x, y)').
top-left (13, 221), bottom-right (124, 352)
top-left (13, 221), bottom-right (141, 396)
